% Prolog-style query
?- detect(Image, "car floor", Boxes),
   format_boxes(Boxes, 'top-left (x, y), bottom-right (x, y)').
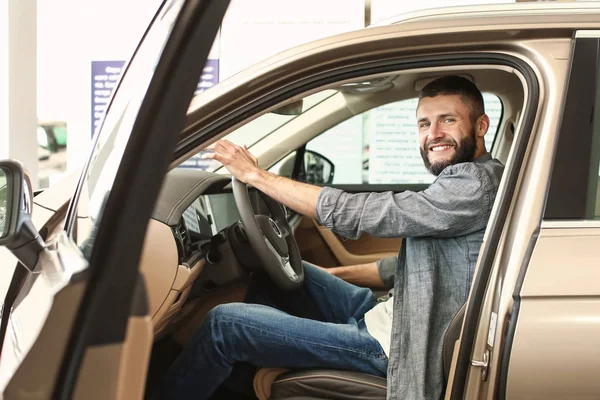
top-left (145, 335), bottom-right (258, 400)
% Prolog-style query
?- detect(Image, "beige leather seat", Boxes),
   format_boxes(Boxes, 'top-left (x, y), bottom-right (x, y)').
top-left (254, 304), bottom-right (466, 400)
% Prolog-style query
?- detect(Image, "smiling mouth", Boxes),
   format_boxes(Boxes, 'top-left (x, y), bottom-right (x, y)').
top-left (429, 144), bottom-right (454, 152)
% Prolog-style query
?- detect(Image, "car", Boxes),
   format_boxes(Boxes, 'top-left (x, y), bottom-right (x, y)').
top-left (38, 121), bottom-right (68, 153)
top-left (1, 1), bottom-right (600, 399)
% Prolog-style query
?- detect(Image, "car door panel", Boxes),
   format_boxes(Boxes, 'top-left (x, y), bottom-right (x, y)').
top-left (73, 279), bottom-right (152, 400)
top-left (294, 216), bottom-right (340, 267)
top-left (293, 215), bottom-right (401, 267)
top-left (313, 220), bottom-right (401, 265)
top-left (505, 225), bottom-right (600, 399)
top-left (2, 241), bottom-right (87, 398)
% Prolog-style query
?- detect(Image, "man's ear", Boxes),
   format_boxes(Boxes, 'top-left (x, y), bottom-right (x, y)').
top-left (477, 114), bottom-right (490, 138)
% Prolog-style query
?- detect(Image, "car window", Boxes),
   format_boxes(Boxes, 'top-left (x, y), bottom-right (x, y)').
top-left (544, 37), bottom-right (600, 221)
top-left (305, 94), bottom-right (502, 185)
top-left (179, 90), bottom-right (338, 170)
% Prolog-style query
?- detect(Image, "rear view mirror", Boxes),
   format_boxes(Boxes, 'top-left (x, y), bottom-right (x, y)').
top-left (271, 99), bottom-right (304, 116)
top-left (303, 150), bottom-right (335, 185)
top-left (0, 160), bottom-right (44, 269)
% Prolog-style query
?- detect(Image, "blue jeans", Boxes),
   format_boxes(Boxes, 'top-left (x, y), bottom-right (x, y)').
top-left (152, 262), bottom-right (388, 400)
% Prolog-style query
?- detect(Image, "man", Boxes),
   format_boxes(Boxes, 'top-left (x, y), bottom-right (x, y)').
top-left (154, 76), bottom-right (504, 400)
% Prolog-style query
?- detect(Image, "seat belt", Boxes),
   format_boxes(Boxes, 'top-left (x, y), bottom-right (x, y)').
top-left (0, 263), bottom-right (29, 358)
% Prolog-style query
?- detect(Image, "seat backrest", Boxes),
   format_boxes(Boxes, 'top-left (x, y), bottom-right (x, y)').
top-left (442, 303), bottom-right (467, 381)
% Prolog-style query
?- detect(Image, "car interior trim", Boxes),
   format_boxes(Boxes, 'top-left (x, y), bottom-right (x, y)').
top-left (153, 168), bottom-right (231, 226)
top-left (130, 274), bottom-right (150, 317)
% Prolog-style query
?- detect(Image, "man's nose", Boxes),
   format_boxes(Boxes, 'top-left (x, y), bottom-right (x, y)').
top-left (429, 122), bottom-right (444, 140)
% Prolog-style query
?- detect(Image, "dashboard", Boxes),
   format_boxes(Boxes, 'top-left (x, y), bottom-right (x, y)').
top-left (173, 191), bottom-right (267, 263)
top-left (144, 168), bottom-right (277, 337)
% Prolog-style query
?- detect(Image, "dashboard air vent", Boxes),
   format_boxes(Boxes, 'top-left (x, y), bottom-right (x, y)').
top-left (174, 217), bottom-right (192, 261)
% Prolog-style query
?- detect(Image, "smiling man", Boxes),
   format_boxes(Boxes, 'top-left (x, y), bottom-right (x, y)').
top-left (417, 78), bottom-right (489, 175)
top-left (154, 76), bottom-right (504, 400)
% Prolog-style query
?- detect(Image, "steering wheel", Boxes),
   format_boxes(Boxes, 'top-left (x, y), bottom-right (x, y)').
top-left (232, 177), bottom-right (304, 290)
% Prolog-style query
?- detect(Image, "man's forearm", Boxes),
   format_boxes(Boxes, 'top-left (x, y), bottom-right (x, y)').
top-left (326, 262), bottom-right (386, 288)
top-left (247, 169), bottom-right (321, 219)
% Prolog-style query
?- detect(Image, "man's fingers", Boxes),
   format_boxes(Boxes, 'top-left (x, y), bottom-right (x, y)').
top-left (200, 151), bottom-right (219, 161)
top-left (203, 140), bottom-right (256, 164)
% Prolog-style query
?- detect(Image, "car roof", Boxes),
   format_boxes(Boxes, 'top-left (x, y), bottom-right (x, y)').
top-left (373, 2), bottom-right (600, 27)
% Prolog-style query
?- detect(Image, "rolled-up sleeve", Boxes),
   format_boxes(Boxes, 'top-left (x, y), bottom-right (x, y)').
top-left (315, 163), bottom-right (493, 239)
top-left (376, 256), bottom-right (397, 289)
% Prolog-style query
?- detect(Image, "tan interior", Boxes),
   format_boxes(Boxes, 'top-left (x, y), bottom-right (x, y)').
top-left (73, 345), bottom-right (123, 400)
top-left (313, 220), bottom-right (401, 265)
top-left (115, 317), bottom-right (154, 400)
top-left (72, 317), bottom-right (153, 400)
top-left (254, 368), bottom-right (290, 400)
top-left (138, 219), bottom-right (179, 320)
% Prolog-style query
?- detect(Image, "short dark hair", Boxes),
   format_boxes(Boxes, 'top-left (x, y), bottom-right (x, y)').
top-left (418, 75), bottom-right (485, 121)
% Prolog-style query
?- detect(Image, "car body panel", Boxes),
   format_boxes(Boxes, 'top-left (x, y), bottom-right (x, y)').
top-left (506, 225), bottom-right (600, 399)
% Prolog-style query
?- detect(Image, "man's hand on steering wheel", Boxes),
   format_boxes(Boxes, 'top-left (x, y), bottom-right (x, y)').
top-left (203, 139), bottom-right (322, 219)
top-left (203, 139), bottom-right (260, 183)
top-left (204, 139), bottom-right (305, 290)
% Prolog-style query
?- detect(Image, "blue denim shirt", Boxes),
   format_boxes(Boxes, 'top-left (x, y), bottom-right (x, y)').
top-left (316, 154), bottom-right (504, 400)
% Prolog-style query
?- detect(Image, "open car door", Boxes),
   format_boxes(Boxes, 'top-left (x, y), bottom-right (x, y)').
top-left (0, 0), bottom-right (229, 398)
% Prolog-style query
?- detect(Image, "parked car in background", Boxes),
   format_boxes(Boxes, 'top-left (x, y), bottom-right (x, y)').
top-left (0, 2), bottom-right (599, 399)
top-left (37, 121), bottom-right (67, 153)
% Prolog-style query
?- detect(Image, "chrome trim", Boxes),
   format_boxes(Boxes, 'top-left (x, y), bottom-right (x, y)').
top-left (541, 220), bottom-right (600, 229)
top-left (269, 218), bottom-right (282, 237)
top-left (575, 30), bottom-right (600, 38)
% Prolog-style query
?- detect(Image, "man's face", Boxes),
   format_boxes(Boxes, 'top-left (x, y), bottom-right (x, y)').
top-left (416, 94), bottom-right (482, 175)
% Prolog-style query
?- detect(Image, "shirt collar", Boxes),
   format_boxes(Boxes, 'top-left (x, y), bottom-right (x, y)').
top-left (473, 153), bottom-right (492, 164)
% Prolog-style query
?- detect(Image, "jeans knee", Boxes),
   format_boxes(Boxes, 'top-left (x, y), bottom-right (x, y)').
top-left (205, 302), bottom-right (245, 325)
top-left (202, 304), bottom-right (244, 350)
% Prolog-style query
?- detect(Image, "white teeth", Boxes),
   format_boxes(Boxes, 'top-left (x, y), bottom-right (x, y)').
top-left (431, 145), bottom-right (452, 152)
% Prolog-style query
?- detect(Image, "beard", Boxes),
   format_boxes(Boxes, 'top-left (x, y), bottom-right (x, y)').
top-left (420, 129), bottom-right (477, 176)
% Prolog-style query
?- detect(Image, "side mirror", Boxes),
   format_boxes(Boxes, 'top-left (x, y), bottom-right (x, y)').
top-left (303, 150), bottom-right (335, 185)
top-left (0, 160), bottom-right (44, 269)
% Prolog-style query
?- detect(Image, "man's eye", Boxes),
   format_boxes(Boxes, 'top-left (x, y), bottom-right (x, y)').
top-left (419, 123), bottom-right (429, 129)
top-left (443, 118), bottom-right (455, 123)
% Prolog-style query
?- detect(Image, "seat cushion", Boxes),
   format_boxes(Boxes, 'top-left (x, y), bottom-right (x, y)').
top-left (269, 369), bottom-right (387, 400)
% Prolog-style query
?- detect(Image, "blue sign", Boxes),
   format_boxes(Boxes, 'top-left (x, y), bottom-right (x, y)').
top-left (91, 59), bottom-right (220, 137)
top-left (91, 61), bottom-right (124, 137)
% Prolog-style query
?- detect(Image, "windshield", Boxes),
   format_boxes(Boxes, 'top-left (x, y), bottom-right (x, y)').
top-left (69, 0), bottom-right (183, 256)
top-left (179, 90), bottom-right (338, 170)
